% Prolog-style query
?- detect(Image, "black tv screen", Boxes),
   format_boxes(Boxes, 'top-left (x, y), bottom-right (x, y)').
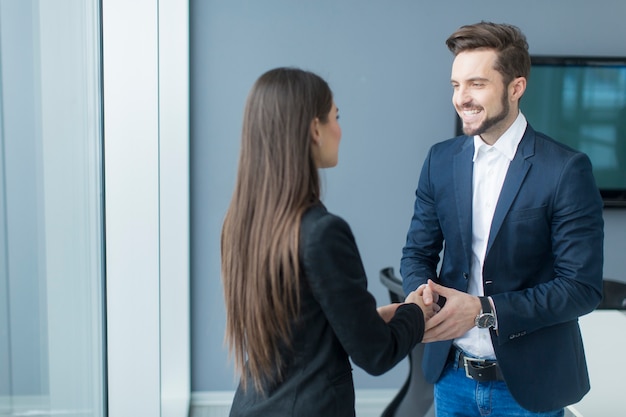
top-left (522, 56), bottom-right (626, 207)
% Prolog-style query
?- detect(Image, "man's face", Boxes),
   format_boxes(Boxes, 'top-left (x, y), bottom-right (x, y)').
top-left (451, 49), bottom-right (517, 145)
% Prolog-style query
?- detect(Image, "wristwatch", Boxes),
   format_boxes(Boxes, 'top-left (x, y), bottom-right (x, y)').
top-left (475, 296), bottom-right (496, 329)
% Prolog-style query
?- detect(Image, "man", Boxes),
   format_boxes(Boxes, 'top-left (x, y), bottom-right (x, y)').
top-left (400, 21), bottom-right (604, 416)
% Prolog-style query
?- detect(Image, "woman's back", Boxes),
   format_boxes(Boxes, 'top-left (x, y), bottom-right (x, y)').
top-left (229, 204), bottom-right (424, 417)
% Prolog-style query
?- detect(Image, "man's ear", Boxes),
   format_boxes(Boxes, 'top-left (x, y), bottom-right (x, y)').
top-left (310, 117), bottom-right (322, 146)
top-left (510, 77), bottom-right (527, 102)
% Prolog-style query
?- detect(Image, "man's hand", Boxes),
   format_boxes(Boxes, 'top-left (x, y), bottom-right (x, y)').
top-left (421, 279), bottom-right (481, 343)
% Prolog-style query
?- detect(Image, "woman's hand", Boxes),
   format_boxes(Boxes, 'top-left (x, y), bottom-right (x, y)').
top-left (406, 287), bottom-right (439, 321)
top-left (376, 303), bottom-right (402, 323)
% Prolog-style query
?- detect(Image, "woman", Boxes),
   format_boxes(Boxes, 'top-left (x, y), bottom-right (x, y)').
top-left (221, 67), bottom-right (431, 417)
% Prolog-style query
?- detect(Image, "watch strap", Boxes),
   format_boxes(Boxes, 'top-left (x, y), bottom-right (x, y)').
top-left (478, 296), bottom-right (492, 314)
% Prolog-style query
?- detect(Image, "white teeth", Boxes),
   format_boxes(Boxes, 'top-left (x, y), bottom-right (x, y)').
top-left (463, 109), bottom-right (480, 115)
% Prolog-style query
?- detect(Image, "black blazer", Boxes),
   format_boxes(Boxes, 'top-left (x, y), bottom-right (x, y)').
top-left (230, 203), bottom-right (425, 417)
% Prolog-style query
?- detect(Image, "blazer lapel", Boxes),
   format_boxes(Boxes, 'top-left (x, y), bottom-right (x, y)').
top-left (453, 136), bottom-right (475, 265)
top-left (486, 127), bottom-right (535, 253)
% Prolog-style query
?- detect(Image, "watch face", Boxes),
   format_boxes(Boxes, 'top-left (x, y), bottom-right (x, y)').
top-left (477, 314), bottom-right (495, 328)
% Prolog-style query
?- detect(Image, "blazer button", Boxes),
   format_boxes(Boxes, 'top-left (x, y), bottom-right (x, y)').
top-left (463, 272), bottom-right (469, 280)
top-left (509, 331), bottom-right (527, 340)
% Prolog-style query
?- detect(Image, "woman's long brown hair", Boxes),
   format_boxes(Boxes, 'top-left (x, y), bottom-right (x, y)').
top-left (221, 68), bottom-right (333, 393)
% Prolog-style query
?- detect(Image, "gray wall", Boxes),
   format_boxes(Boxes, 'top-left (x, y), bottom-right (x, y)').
top-left (190, 0), bottom-right (626, 392)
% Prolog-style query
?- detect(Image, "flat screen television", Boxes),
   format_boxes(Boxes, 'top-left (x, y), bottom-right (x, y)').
top-left (456, 55), bottom-right (626, 207)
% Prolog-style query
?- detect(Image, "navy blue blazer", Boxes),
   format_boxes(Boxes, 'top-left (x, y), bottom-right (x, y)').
top-left (230, 203), bottom-right (425, 417)
top-left (400, 125), bottom-right (604, 412)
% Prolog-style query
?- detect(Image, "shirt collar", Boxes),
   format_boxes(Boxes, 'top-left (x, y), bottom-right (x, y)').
top-left (472, 112), bottom-right (527, 162)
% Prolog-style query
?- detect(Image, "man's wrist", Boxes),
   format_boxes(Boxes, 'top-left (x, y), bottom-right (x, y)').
top-left (475, 296), bottom-right (496, 329)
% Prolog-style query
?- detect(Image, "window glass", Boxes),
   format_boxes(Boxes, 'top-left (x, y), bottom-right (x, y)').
top-left (0, 1), bottom-right (104, 415)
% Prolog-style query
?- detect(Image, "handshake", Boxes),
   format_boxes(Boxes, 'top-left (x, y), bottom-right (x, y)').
top-left (405, 281), bottom-right (441, 321)
top-left (377, 280), bottom-right (479, 343)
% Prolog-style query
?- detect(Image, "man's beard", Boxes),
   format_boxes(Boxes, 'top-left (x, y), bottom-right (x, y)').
top-left (461, 91), bottom-right (510, 137)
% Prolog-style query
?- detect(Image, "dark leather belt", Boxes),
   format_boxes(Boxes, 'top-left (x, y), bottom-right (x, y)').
top-left (451, 349), bottom-right (505, 382)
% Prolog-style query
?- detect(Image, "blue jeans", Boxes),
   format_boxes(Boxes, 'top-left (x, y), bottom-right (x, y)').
top-left (434, 356), bottom-right (564, 417)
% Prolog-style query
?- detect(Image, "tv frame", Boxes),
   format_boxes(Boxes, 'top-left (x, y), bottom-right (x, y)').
top-left (454, 54), bottom-right (626, 208)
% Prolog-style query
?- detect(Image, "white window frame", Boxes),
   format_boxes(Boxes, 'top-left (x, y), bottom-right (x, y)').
top-left (102, 1), bottom-right (190, 416)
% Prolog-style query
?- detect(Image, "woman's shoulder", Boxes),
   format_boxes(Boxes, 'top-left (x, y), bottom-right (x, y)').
top-left (301, 203), bottom-right (349, 235)
top-left (300, 203), bottom-right (355, 250)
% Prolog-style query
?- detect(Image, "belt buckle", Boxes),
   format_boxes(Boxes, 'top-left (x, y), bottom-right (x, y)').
top-left (463, 356), bottom-right (486, 380)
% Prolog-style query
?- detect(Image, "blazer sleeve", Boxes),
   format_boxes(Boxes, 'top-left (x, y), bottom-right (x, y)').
top-left (301, 211), bottom-right (424, 376)
top-left (400, 146), bottom-right (446, 294)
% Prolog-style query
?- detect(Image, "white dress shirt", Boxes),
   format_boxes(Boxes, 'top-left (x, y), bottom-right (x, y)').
top-left (454, 112), bottom-right (527, 359)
